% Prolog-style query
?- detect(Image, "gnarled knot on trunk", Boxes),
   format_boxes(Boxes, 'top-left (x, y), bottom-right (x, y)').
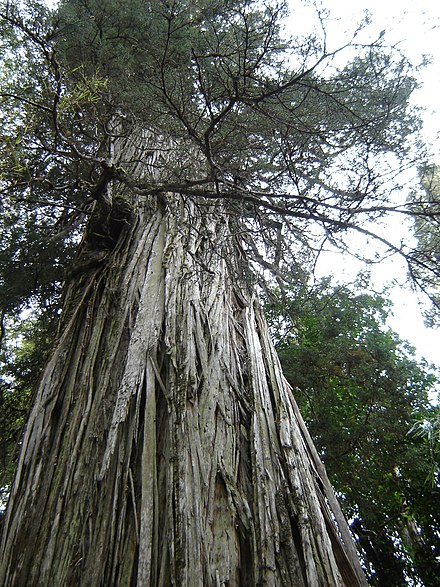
top-left (67, 196), bottom-right (135, 279)
top-left (85, 195), bottom-right (135, 251)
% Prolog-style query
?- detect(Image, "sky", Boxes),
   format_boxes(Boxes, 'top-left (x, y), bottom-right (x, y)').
top-left (286, 0), bottom-right (440, 367)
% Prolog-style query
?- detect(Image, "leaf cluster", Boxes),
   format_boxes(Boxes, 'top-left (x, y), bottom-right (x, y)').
top-left (408, 164), bottom-right (440, 324)
top-left (266, 278), bottom-right (440, 585)
top-left (50, 0), bottom-right (438, 319)
top-left (0, 0), bottom-right (434, 310)
top-left (0, 310), bottom-right (56, 506)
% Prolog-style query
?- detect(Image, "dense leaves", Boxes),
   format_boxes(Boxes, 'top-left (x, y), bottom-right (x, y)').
top-left (0, 0), bottom-right (435, 333)
top-left (0, 0), bottom-right (429, 278)
top-left (409, 164), bottom-right (440, 325)
top-left (266, 278), bottom-right (440, 585)
top-left (0, 311), bottom-right (56, 507)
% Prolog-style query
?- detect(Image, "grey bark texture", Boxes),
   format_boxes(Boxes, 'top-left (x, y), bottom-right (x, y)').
top-left (0, 137), bottom-right (367, 586)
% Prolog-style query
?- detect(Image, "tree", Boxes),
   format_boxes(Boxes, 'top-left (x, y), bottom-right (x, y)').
top-left (0, 312), bottom-right (56, 508)
top-left (409, 163), bottom-right (440, 325)
top-left (266, 278), bottom-right (440, 585)
top-left (0, 0), bottom-right (432, 584)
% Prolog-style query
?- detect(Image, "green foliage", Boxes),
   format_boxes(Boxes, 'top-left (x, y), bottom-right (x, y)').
top-left (51, 0), bottom-right (422, 201)
top-left (266, 278), bottom-right (440, 585)
top-left (409, 405), bottom-right (440, 485)
top-left (409, 164), bottom-right (440, 325)
top-left (0, 310), bottom-right (56, 505)
top-left (0, 0), bottom-right (427, 326)
top-left (0, 1), bottom-right (85, 325)
top-left (0, 206), bottom-right (67, 314)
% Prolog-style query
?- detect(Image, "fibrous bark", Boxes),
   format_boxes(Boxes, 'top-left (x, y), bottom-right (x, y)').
top-left (0, 141), bottom-right (366, 586)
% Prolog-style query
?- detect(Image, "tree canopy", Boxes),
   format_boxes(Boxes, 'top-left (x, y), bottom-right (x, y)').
top-left (0, 0), bottom-right (436, 311)
top-left (266, 278), bottom-right (440, 585)
top-left (409, 164), bottom-right (440, 325)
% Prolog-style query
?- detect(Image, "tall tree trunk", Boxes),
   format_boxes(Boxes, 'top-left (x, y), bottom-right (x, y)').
top-left (0, 184), bottom-right (366, 585)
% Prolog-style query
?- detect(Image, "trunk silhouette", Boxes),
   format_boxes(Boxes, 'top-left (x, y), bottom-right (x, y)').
top-left (0, 136), bottom-right (366, 586)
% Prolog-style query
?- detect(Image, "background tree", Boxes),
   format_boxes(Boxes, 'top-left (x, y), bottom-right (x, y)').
top-left (408, 163), bottom-right (440, 325)
top-left (0, 313), bottom-right (55, 509)
top-left (0, 0), bottom-right (436, 584)
top-left (266, 278), bottom-right (440, 586)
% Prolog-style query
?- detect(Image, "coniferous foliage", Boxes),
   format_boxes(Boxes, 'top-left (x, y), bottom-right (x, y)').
top-left (0, 0), bottom-right (432, 320)
top-left (266, 278), bottom-right (440, 586)
top-left (0, 0), bottom-right (427, 265)
top-left (409, 164), bottom-right (440, 325)
top-left (0, 0), bottom-right (431, 366)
